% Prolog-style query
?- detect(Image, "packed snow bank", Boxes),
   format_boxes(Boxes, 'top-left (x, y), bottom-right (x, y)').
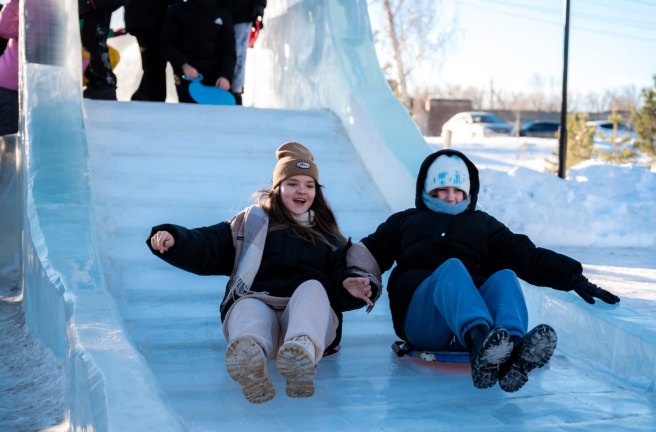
top-left (480, 161), bottom-right (656, 247)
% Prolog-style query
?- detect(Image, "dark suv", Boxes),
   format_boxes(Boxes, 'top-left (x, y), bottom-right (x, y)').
top-left (519, 120), bottom-right (560, 137)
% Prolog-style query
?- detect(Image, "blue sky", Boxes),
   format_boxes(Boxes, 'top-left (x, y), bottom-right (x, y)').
top-left (369, 0), bottom-right (656, 97)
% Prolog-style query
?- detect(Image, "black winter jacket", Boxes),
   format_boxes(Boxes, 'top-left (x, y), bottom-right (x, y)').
top-left (222, 0), bottom-right (266, 24)
top-left (79, 0), bottom-right (129, 16)
top-left (360, 149), bottom-right (583, 341)
top-left (160, 0), bottom-right (236, 84)
top-left (125, 0), bottom-right (177, 31)
top-left (147, 219), bottom-right (370, 350)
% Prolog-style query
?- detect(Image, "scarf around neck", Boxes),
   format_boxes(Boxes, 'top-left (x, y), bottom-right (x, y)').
top-left (223, 205), bottom-right (269, 307)
top-left (421, 190), bottom-right (469, 215)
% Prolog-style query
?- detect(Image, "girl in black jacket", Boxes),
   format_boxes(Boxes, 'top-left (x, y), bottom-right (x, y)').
top-left (356, 149), bottom-right (620, 392)
top-left (147, 142), bottom-right (373, 404)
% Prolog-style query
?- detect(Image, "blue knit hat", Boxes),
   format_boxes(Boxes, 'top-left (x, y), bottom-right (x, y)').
top-left (424, 154), bottom-right (470, 196)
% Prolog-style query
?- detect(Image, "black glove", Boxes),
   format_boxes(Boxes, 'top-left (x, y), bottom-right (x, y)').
top-left (252, 5), bottom-right (265, 30)
top-left (569, 273), bottom-right (620, 305)
top-left (252, 16), bottom-right (263, 31)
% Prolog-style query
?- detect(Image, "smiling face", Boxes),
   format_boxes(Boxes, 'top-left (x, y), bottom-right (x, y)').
top-left (429, 187), bottom-right (466, 204)
top-left (279, 175), bottom-right (316, 215)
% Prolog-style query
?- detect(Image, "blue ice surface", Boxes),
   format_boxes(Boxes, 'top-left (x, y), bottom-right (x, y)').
top-left (81, 100), bottom-right (656, 431)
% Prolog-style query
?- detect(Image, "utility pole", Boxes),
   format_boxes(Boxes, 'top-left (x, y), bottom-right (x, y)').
top-left (558, 0), bottom-right (571, 179)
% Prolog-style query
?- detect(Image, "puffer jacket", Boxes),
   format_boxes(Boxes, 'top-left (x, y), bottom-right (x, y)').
top-left (160, 0), bottom-right (236, 85)
top-left (360, 149), bottom-right (582, 341)
top-left (147, 215), bottom-right (371, 350)
top-left (125, 0), bottom-right (177, 32)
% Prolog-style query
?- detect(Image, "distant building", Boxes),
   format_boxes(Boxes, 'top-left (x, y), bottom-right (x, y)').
top-left (423, 98), bottom-right (473, 136)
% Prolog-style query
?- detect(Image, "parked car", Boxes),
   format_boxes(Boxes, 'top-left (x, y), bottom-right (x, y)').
top-left (519, 120), bottom-right (560, 138)
top-left (441, 111), bottom-right (515, 138)
top-left (585, 120), bottom-right (635, 142)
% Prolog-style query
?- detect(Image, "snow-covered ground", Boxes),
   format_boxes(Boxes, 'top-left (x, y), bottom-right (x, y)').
top-left (0, 269), bottom-right (68, 431)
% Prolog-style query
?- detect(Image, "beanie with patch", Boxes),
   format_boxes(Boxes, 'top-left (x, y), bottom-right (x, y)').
top-left (424, 154), bottom-right (470, 196)
top-left (273, 142), bottom-right (319, 187)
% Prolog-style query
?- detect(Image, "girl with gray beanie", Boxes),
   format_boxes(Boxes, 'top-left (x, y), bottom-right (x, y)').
top-left (349, 149), bottom-right (620, 392)
top-left (147, 142), bottom-right (375, 404)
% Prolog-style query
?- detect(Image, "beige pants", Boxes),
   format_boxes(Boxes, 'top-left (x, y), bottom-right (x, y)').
top-left (223, 280), bottom-right (339, 363)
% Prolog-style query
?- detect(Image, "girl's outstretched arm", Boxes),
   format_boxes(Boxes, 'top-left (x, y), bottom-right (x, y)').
top-left (146, 222), bottom-right (235, 276)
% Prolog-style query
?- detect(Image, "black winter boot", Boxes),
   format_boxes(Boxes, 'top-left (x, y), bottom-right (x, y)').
top-left (464, 325), bottom-right (513, 389)
top-left (498, 324), bottom-right (557, 392)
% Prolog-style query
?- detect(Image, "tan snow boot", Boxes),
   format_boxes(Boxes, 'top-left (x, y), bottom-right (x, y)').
top-left (276, 335), bottom-right (317, 398)
top-left (225, 336), bottom-right (275, 404)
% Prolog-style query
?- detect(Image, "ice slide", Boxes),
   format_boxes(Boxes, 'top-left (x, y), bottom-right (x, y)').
top-left (3, 0), bottom-right (656, 430)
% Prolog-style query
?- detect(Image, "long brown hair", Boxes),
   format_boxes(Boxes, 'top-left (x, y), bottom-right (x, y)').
top-left (256, 183), bottom-right (348, 251)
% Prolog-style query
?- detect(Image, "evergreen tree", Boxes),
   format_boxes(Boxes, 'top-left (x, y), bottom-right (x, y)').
top-left (596, 108), bottom-right (637, 164)
top-left (631, 75), bottom-right (656, 168)
top-left (546, 112), bottom-right (595, 173)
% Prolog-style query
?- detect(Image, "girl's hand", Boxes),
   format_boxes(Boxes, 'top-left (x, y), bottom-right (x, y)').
top-left (343, 277), bottom-right (374, 307)
top-left (151, 231), bottom-right (175, 253)
top-left (215, 77), bottom-right (230, 90)
top-left (182, 63), bottom-right (199, 79)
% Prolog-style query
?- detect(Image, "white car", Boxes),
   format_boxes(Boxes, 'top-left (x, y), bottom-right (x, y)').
top-left (441, 111), bottom-right (515, 138)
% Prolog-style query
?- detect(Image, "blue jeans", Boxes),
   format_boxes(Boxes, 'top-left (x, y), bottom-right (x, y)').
top-left (404, 258), bottom-right (528, 351)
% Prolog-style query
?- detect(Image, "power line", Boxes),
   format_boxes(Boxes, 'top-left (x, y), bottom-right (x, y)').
top-left (460, 0), bottom-right (656, 28)
top-left (457, 0), bottom-right (656, 42)
top-left (593, 0), bottom-right (655, 15)
top-left (624, 0), bottom-right (656, 8)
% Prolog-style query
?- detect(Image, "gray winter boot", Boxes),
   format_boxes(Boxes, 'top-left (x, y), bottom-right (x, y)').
top-left (276, 335), bottom-right (317, 398)
top-left (225, 336), bottom-right (275, 404)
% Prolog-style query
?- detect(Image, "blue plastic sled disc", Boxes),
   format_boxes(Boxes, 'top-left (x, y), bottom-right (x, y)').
top-left (392, 341), bottom-right (470, 364)
top-left (183, 74), bottom-right (236, 106)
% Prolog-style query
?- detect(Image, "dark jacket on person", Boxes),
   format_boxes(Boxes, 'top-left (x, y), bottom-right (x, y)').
top-left (160, 0), bottom-right (236, 85)
top-left (222, 0), bottom-right (266, 25)
top-left (360, 149), bottom-right (583, 341)
top-left (78, 0), bottom-right (129, 16)
top-left (147, 217), bottom-right (371, 350)
top-left (125, 0), bottom-right (177, 31)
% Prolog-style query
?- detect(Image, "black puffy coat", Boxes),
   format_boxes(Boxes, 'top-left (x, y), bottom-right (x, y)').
top-left (160, 0), bottom-right (236, 84)
top-left (147, 219), bottom-right (370, 350)
top-left (360, 149), bottom-right (582, 341)
top-left (125, 0), bottom-right (176, 31)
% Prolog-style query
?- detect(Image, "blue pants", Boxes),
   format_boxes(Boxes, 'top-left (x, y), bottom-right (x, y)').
top-left (404, 258), bottom-right (528, 351)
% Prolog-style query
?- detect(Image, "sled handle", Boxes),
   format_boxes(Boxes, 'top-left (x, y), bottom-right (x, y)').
top-left (182, 73), bottom-right (204, 82)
